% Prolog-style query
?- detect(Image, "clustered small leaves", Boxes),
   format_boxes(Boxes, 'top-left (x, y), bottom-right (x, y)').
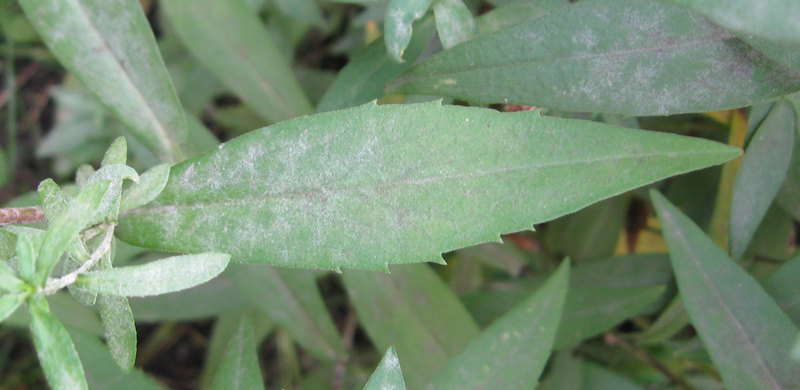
top-left (0, 138), bottom-right (231, 388)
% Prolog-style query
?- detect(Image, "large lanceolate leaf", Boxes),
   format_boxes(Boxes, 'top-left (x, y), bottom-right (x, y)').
top-left (658, 0), bottom-right (800, 45)
top-left (18, 0), bottom-right (188, 162)
top-left (343, 264), bottom-right (480, 389)
top-left (651, 190), bottom-right (800, 390)
top-left (426, 261), bottom-right (569, 390)
top-left (161, 0), bottom-right (313, 124)
top-left (116, 101), bottom-right (739, 270)
top-left (388, 0), bottom-right (800, 116)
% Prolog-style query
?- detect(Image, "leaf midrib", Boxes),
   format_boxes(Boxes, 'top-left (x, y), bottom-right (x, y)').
top-left (122, 149), bottom-right (730, 216)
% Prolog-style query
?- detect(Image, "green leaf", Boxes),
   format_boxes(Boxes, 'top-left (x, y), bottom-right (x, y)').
top-left (37, 178), bottom-right (67, 222)
top-left (343, 264), bottom-right (480, 389)
top-left (68, 328), bottom-right (167, 390)
top-left (16, 232), bottom-right (36, 283)
top-left (316, 17), bottom-right (436, 113)
top-left (426, 260), bottom-right (569, 390)
top-left (547, 195), bottom-right (631, 263)
top-left (86, 164), bottom-right (139, 222)
top-left (3, 292), bottom-right (105, 336)
top-left (18, 0), bottom-right (188, 162)
top-left (35, 180), bottom-right (110, 286)
top-left (128, 275), bottom-right (245, 322)
top-left (730, 100), bottom-right (795, 260)
top-left (271, 0), bottom-right (325, 27)
top-left (76, 252), bottom-right (231, 297)
top-left (763, 252), bottom-right (800, 326)
top-left (658, 0), bottom-right (800, 45)
top-left (225, 264), bottom-right (345, 361)
top-left (96, 294), bottom-right (136, 372)
top-left (27, 294), bottom-right (88, 390)
top-left (651, 189), bottom-right (800, 390)
top-left (101, 137), bottom-right (128, 167)
top-left (211, 317), bottom-right (265, 390)
top-left (0, 293), bottom-right (26, 322)
top-left (462, 283), bottom-right (664, 345)
top-left (388, 0), bottom-right (800, 115)
top-left (554, 286), bottom-right (664, 349)
top-left (536, 351), bottom-right (582, 390)
top-left (200, 308), bottom-right (273, 389)
top-left (161, 0), bottom-right (313, 124)
top-left (0, 261), bottom-right (26, 293)
top-left (364, 347), bottom-right (406, 390)
top-left (116, 102), bottom-right (739, 270)
top-left (452, 241), bottom-right (528, 277)
top-left (119, 163), bottom-right (171, 212)
top-left (583, 362), bottom-right (647, 390)
top-left (633, 295), bottom-right (690, 344)
top-left (475, 0), bottom-right (570, 35)
top-left (569, 253), bottom-right (672, 289)
top-left (432, 0), bottom-right (476, 49)
top-left (384, 0), bottom-right (434, 63)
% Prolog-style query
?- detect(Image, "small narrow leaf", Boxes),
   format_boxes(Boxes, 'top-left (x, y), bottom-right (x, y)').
top-left (101, 137), bottom-right (128, 167)
top-left (316, 17), bottom-right (436, 113)
top-left (658, 0), bottom-right (800, 45)
top-left (18, 0), bottom-right (188, 162)
top-left (119, 163), bottom-right (171, 212)
top-left (16, 232), bottom-right (36, 282)
top-left (162, 0), bottom-right (313, 123)
top-left (96, 294), bottom-right (137, 372)
top-left (211, 317), bottom-right (265, 390)
top-left (0, 293), bottom-right (26, 322)
top-left (76, 252), bottom-right (231, 297)
top-left (730, 100), bottom-right (795, 260)
top-left (389, 0), bottom-right (800, 115)
top-left (432, 0), bottom-right (476, 49)
top-left (37, 179), bottom-right (67, 222)
top-left (0, 262), bottom-right (27, 293)
top-left (226, 264), bottom-right (345, 361)
top-left (343, 264), bottom-right (480, 389)
top-left (27, 294), bottom-right (89, 390)
top-left (364, 347), bottom-right (406, 390)
top-left (426, 261), bottom-right (569, 390)
top-left (116, 102), bottom-right (739, 270)
top-left (35, 180), bottom-right (110, 286)
top-left (651, 189), bottom-right (800, 390)
top-left (384, 0), bottom-right (434, 63)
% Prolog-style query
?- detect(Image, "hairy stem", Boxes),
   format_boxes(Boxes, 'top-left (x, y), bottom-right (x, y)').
top-left (0, 206), bottom-right (45, 225)
top-left (40, 224), bottom-right (115, 295)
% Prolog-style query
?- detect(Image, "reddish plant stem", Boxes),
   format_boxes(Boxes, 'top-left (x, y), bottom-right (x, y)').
top-left (0, 206), bottom-right (44, 225)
